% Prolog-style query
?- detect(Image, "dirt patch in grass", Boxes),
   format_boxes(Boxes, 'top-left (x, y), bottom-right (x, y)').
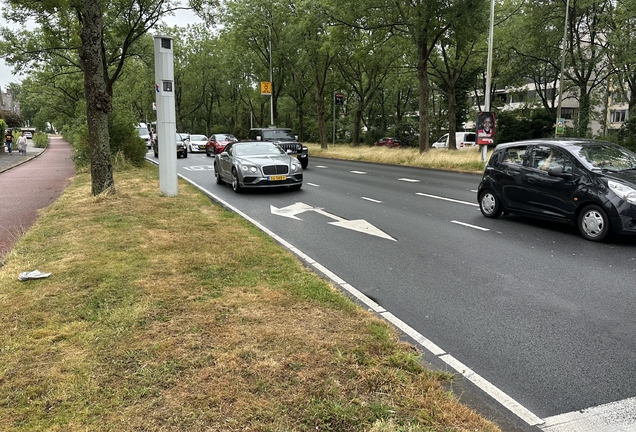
top-left (0, 164), bottom-right (500, 431)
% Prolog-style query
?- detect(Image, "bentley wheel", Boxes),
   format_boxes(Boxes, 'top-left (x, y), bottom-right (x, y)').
top-left (232, 169), bottom-right (242, 193)
top-left (214, 163), bottom-right (223, 185)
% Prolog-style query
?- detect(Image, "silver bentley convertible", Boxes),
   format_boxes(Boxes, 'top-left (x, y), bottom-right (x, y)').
top-left (213, 141), bottom-right (303, 193)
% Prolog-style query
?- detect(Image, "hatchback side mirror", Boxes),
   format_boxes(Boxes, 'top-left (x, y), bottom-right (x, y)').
top-left (548, 166), bottom-right (573, 179)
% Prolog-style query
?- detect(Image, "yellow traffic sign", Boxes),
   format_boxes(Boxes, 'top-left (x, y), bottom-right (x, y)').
top-left (261, 81), bottom-right (272, 95)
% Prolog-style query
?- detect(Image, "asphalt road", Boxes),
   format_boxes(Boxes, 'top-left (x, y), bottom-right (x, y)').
top-left (149, 150), bottom-right (636, 432)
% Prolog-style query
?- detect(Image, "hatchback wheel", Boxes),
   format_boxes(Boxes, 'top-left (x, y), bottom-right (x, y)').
top-left (479, 190), bottom-right (502, 218)
top-left (578, 205), bottom-right (610, 242)
top-left (231, 169), bottom-right (242, 193)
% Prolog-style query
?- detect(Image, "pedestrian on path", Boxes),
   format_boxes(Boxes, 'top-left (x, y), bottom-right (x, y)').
top-left (5, 129), bottom-right (13, 155)
top-left (17, 134), bottom-right (27, 155)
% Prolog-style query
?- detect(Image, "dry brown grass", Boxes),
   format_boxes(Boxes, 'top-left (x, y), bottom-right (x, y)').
top-left (0, 164), bottom-right (500, 431)
top-left (306, 142), bottom-right (490, 173)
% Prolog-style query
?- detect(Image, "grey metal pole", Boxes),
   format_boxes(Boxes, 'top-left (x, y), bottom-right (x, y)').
top-left (482, 0), bottom-right (495, 163)
top-left (556, 0), bottom-right (570, 137)
top-left (268, 25), bottom-right (274, 127)
top-left (333, 92), bottom-right (336, 145)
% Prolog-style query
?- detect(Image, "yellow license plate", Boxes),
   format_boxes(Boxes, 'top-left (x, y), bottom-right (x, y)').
top-left (270, 175), bottom-right (287, 181)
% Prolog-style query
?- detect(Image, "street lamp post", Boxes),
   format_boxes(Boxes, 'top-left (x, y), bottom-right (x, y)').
top-left (482, 0), bottom-right (495, 163)
top-left (265, 24), bottom-right (274, 127)
top-left (556, 0), bottom-right (570, 137)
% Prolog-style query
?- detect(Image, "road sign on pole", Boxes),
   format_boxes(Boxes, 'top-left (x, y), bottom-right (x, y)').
top-left (261, 81), bottom-right (272, 95)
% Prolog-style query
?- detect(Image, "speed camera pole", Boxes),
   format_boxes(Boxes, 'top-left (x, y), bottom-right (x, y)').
top-left (154, 35), bottom-right (178, 196)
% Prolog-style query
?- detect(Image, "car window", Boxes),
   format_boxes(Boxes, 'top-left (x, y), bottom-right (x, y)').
top-left (574, 143), bottom-right (636, 171)
top-left (225, 143), bottom-right (233, 155)
top-left (190, 135), bottom-right (206, 141)
top-left (501, 145), bottom-right (528, 165)
top-left (529, 145), bottom-right (574, 173)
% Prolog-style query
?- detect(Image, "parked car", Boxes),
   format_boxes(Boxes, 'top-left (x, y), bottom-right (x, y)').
top-left (249, 128), bottom-right (308, 169)
top-left (374, 137), bottom-right (401, 148)
top-left (214, 141), bottom-right (303, 193)
top-left (432, 132), bottom-right (476, 149)
top-left (206, 133), bottom-right (238, 156)
top-left (477, 138), bottom-right (636, 242)
top-left (153, 132), bottom-right (188, 158)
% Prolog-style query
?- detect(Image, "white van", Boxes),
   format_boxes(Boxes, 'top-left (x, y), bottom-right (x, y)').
top-left (432, 132), bottom-right (476, 149)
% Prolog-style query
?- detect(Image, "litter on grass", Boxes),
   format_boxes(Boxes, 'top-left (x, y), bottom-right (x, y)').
top-left (18, 270), bottom-right (51, 281)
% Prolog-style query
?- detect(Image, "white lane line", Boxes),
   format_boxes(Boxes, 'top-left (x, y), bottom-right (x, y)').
top-left (350, 170), bottom-right (367, 174)
top-left (540, 397), bottom-right (636, 431)
top-left (307, 183), bottom-right (320, 187)
top-left (398, 178), bottom-right (421, 182)
top-left (315, 165), bottom-right (329, 168)
top-left (451, 220), bottom-right (489, 231)
top-left (471, 189), bottom-right (478, 193)
top-left (173, 170), bottom-right (544, 429)
top-left (416, 192), bottom-right (478, 207)
top-left (362, 197), bottom-right (383, 203)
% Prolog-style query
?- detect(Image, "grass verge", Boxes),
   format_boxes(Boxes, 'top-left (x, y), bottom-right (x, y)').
top-left (0, 164), bottom-right (500, 431)
top-left (306, 143), bottom-right (490, 173)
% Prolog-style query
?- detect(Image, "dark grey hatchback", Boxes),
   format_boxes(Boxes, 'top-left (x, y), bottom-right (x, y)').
top-left (477, 138), bottom-right (636, 242)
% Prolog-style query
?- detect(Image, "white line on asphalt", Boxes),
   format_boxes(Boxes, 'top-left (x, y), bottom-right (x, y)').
top-left (451, 220), bottom-right (489, 231)
top-left (540, 396), bottom-right (636, 431)
top-left (350, 170), bottom-right (367, 174)
top-left (471, 189), bottom-right (478, 193)
top-left (398, 178), bottom-right (421, 182)
top-left (362, 197), bottom-right (383, 203)
top-left (315, 165), bottom-right (329, 168)
top-left (307, 183), bottom-right (320, 187)
top-left (168, 168), bottom-right (545, 429)
top-left (416, 192), bottom-right (478, 207)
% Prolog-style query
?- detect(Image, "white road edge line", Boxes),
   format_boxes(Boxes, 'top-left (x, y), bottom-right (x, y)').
top-left (416, 192), bottom-right (478, 207)
top-left (451, 220), bottom-right (489, 231)
top-left (175, 171), bottom-right (544, 428)
top-left (362, 197), bottom-right (383, 203)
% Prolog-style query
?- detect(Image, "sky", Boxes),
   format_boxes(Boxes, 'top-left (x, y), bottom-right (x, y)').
top-left (0, 8), bottom-right (204, 88)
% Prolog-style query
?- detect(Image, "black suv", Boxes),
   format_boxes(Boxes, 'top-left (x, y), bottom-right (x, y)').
top-left (249, 128), bottom-right (308, 169)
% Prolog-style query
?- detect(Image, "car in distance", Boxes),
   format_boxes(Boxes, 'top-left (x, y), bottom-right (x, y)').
top-left (432, 132), bottom-right (476, 149)
top-left (374, 137), bottom-right (401, 148)
top-left (206, 133), bottom-right (238, 156)
top-left (186, 134), bottom-right (208, 153)
top-left (153, 132), bottom-right (188, 158)
top-left (214, 141), bottom-right (303, 193)
top-left (136, 123), bottom-right (152, 149)
top-left (477, 138), bottom-right (636, 242)
top-left (249, 127), bottom-right (308, 169)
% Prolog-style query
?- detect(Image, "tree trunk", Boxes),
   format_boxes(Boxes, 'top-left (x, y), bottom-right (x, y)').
top-left (578, 85), bottom-right (590, 136)
top-left (79, 0), bottom-right (114, 196)
top-left (417, 41), bottom-right (431, 153)
top-left (448, 85), bottom-right (457, 150)
top-left (353, 109), bottom-right (362, 145)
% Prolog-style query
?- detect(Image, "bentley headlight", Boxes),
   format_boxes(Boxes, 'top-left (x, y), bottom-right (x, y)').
top-left (608, 180), bottom-right (636, 204)
top-left (291, 163), bottom-right (299, 172)
top-left (241, 165), bottom-right (257, 173)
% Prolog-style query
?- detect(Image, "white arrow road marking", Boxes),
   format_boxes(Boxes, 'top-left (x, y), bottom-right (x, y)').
top-left (350, 170), bottom-right (367, 174)
top-left (540, 397), bottom-right (636, 431)
top-left (270, 202), bottom-right (395, 240)
top-left (416, 192), bottom-right (478, 207)
top-left (362, 197), bottom-right (383, 203)
top-left (270, 202), bottom-right (315, 220)
top-left (398, 178), bottom-right (421, 182)
top-left (451, 220), bottom-right (489, 231)
top-left (183, 165), bottom-right (214, 171)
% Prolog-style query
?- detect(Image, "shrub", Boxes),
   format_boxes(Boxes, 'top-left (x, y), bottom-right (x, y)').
top-left (32, 132), bottom-right (48, 148)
